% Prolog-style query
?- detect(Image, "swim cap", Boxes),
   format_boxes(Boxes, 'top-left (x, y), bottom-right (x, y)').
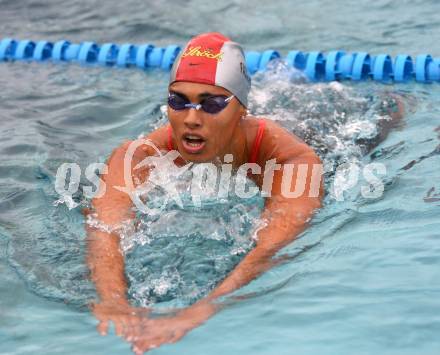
top-left (169, 32), bottom-right (251, 107)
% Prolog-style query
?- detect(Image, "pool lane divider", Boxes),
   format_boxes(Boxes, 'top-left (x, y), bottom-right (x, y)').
top-left (1, 38), bottom-right (440, 83)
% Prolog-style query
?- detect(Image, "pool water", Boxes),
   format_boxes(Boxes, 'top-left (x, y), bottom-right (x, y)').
top-left (1, 1), bottom-right (440, 354)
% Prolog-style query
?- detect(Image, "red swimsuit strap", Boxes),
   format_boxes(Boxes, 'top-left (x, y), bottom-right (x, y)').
top-left (249, 119), bottom-right (266, 164)
top-left (167, 125), bottom-right (174, 151)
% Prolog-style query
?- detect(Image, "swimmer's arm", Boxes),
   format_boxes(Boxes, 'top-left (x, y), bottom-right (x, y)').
top-left (86, 127), bottom-right (168, 309)
top-left (129, 130), bottom-right (322, 351)
top-left (174, 141), bottom-right (323, 325)
top-left (86, 130), bottom-right (171, 339)
top-left (357, 92), bottom-right (405, 153)
top-left (86, 141), bottom-right (138, 309)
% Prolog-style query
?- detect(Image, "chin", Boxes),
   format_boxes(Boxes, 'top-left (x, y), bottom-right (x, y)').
top-left (182, 153), bottom-right (215, 163)
top-left (178, 148), bottom-right (217, 164)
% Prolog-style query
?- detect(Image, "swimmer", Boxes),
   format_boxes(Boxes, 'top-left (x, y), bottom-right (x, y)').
top-left (85, 33), bottom-right (404, 354)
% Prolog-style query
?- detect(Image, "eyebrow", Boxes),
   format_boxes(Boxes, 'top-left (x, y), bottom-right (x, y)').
top-left (169, 89), bottom-right (222, 99)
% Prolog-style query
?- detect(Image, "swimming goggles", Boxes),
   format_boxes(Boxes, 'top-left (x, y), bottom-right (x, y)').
top-left (168, 92), bottom-right (234, 114)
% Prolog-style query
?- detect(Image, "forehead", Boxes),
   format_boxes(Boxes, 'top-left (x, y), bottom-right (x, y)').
top-left (169, 81), bottom-right (231, 97)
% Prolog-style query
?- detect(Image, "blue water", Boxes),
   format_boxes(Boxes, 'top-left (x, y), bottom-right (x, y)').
top-left (1, 0), bottom-right (440, 354)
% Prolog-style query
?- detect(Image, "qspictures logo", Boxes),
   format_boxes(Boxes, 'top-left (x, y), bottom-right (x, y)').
top-left (54, 139), bottom-right (388, 214)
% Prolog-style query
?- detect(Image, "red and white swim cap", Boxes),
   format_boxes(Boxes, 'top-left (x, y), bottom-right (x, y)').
top-left (169, 32), bottom-right (251, 107)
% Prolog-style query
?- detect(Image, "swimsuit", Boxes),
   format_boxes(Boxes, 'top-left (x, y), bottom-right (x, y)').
top-left (249, 119), bottom-right (266, 164)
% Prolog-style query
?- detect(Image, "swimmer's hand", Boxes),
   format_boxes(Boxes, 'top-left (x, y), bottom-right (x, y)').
top-left (90, 301), bottom-right (150, 338)
top-left (127, 302), bottom-right (214, 354)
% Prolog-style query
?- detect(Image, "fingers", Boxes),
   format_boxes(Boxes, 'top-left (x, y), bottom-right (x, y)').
top-left (96, 316), bottom-right (130, 338)
top-left (114, 317), bottom-right (125, 337)
top-left (131, 339), bottom-right (158, 354)
top-left (131, 342), bottom-right (147, 355)
top-left (92, 306), bottom-right (181, 354)
top-left (126, 315), bottom-right (144, 341)
top-left (128, 321), bottom-right (161, 354)
top-left (97, 319), bottom-right (109, 336)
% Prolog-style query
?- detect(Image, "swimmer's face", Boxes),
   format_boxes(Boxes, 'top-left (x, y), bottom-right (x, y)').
top-left (167, 81), bottom-right (246, 163)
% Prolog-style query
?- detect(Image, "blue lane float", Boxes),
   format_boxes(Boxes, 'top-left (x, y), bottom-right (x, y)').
top-left (116, 43), bottom-right (136, 67)
top-left (52, 40), bottom-right (70, 61)
top-left (351, 52), bottom-right (371, 81)
top-left (78, 41), bottom-right (99, 64)
top-left (286, 51), bottom-right (306, 71)
top-left (98, 43), bottom-right (118, 66)
top-left (135, 43), bottom-right (154, 68)
top-left (305, 51), bottom-right (325, 81)
top-left (325, 50), bottom-right (345, 81)
top-left (14, 40), bottom-right (36, 60)
top-left (394, 54), bottom-right (413, 82)
top-left (1, 37), bottom-right (440, 83)
top-left (0, 38), bottom-right (17, 60)
top-left (161, 45), bottom-right (181, 70)
top-left (33, 41), bottom-right (53, 61)
top-left (415, 54), bottom-right (432, 83)
top-left (372, 54), bottom-right (393, 83)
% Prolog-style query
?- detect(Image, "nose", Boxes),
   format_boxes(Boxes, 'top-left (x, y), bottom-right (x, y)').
top-left (183, 107), bottom-right (203, 129)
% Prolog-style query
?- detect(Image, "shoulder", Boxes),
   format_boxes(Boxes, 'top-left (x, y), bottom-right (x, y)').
top-left (242, 116), bottom-right (300, 141)
top-left (107, 125), bottom-right (170, 169)
top-left (116, 125), bottom-right (170, 155)
top-left (102, 125), bottom-right (171, 187)
top-left (243, 116), bottom-right (312, 164)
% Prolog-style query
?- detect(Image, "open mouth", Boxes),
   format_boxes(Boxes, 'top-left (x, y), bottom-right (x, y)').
top-left (182, 133), bottom-right (206, 153)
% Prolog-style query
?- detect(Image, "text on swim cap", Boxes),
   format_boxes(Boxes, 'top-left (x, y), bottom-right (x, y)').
top-left (182, 46), bottom-right (224, 61)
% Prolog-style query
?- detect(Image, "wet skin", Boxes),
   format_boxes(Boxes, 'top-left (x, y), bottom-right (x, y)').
top-left (86, 81), bottom-right (328, 354)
